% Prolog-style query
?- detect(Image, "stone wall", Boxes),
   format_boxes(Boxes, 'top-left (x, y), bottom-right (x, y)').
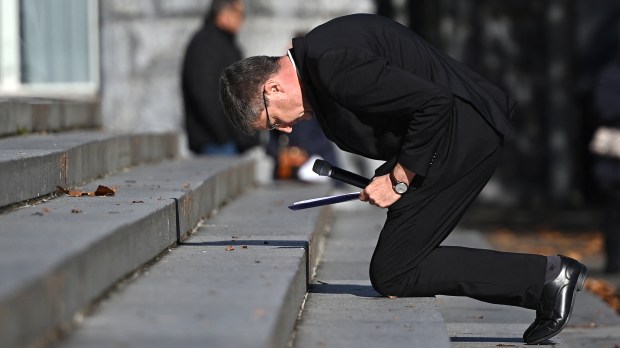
top-left (100, 0), bottom-right (207, 134)
top-left (99, 0), bottom-right (374, 142)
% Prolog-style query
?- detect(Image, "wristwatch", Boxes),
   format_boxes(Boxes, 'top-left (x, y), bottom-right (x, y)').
top-left (393, 181), bottom-right (408, 194)
top-left (390, 172), bottom-right (409, 194)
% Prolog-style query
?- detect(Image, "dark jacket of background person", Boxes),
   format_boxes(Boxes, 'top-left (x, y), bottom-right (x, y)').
top-left (290, 14), bottom-right (517, 182)
top-left (182, 15), bottom-right (258, 154)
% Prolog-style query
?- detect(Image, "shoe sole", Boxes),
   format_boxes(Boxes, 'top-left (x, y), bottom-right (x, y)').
top-left (527, 264), bottom-right (588, 345)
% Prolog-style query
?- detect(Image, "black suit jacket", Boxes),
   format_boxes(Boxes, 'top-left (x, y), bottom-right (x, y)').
top-left (291, 14), bottom-right (516, 177)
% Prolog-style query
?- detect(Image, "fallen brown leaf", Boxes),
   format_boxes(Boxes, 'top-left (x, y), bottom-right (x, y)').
top-left (57, 186), bottom-right (89, 197)
top-left (56, 185), bottom-right (116, 197)
top-left (94, 185), bottom-right (116, 196)
top-left (586, 278), bottom-right (620, 313)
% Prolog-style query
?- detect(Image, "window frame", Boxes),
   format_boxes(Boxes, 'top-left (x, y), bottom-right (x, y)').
top-left (0, 0), bottom-right (100, 98)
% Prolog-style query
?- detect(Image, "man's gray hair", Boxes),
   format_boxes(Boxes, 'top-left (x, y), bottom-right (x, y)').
top-left (219, 56), bottom-right (281, 134)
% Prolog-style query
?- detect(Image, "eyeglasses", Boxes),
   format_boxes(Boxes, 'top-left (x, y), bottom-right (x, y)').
top-left (263, 92), bottom-right (280, 131)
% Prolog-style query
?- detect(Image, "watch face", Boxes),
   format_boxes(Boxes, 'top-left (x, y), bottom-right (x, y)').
top-left (394, 182), bottom-right (408, 194)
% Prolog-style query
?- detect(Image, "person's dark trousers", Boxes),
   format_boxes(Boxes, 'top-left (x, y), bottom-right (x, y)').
top-left (604, 190), bottom-right (620, 273)
top-left (369, 99), bottom-right (547, 310)
top-left (201, 141), bottom-right (238, 155)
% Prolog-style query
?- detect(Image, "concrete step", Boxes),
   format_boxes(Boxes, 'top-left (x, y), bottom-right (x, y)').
top-left (51, 182), bottom-right (332, 348)
top-left (296, 285), bottom-right (450, 348)
top-left (291, 206), bottom-right (452, 348)
top-left (0, 157), bottom-right (255, 348)
top-left (0, 130), bottom-right (179, 208)
top-left (0, 99), bottom-right (100, 138)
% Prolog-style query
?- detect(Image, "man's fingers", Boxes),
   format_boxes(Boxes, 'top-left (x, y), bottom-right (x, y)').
top-left (359, 191), bottom-right (368, 201)
top-left (359, 191), bottom-right (377, 206)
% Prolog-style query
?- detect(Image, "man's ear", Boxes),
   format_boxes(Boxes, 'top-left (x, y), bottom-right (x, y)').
top-left (264, 80), bottom-right (282, 95)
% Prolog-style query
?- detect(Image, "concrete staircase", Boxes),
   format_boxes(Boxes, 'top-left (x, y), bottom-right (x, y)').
top-left (0, 99), bottom-right (254, 347)
top-left (0, 99), bottom-right (452, 348)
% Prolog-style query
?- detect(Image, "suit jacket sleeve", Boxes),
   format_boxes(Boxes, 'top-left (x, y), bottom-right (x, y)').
top-left (315, 47), bottom-right (453, 177)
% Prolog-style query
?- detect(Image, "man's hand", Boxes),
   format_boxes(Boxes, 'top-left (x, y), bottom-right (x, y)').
top-left (359, 162), bottom-right (416, 208)
top-left (359, 174), bottom-right (401, 208)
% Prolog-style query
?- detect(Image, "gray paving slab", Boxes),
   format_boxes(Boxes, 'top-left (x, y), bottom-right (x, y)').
top-left (53, 183), bottom-right (332, 348)
top-left (296, 283), bottom-right (450, 348)
top-left (0, 157), bottom-right (254, 348)
top-left (439, 228), bottom-right (620, 347)
top-left (292, 205), bottom-right (452, 348)
top-left (0, 131), bottom-right (179, 208)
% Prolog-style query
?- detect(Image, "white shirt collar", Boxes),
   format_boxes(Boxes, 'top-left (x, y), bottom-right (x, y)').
top-left (287, 49), bottom-right (301, 78)
top-left (287, 48), bottom-right (314, 117)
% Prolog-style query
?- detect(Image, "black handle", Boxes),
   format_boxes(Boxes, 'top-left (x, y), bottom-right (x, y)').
top-left (312, 159), bottom-right (371, 189)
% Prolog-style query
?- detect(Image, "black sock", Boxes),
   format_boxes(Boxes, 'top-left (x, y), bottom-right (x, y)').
top-left (544, 255), bottom-right (562, 284)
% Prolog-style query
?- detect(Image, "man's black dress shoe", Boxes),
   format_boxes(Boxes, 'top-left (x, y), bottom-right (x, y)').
top-left (524, 255), bottom-right (587, 345)
top-left (522, 317), bottom-right (541, 341)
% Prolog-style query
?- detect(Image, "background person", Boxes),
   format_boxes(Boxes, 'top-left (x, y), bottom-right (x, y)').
top-left (181, 0), bottom-right (258, 155)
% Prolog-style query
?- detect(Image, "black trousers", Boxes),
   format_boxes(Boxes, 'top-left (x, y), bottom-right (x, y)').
top-left (369, 99), bottom-right (546, 310)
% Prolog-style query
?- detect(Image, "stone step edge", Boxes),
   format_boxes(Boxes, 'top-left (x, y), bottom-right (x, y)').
top-left (0, 99), bottom-right (100, 138)
top-left (277, 205), bottom-right (332, 348)
top-left (281, 229), bottom-right (452, 348)
top-left (0, 131), bottom-right (179, 209)
top-left (0, 157), bottom-right (255, 348)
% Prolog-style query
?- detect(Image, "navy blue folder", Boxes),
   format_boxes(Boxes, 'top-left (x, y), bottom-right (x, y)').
top-left (288, 192), bottom-right (360, 210)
